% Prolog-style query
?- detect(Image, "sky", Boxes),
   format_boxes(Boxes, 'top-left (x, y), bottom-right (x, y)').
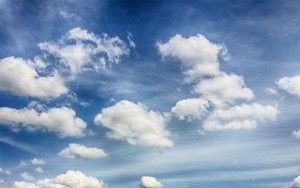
top-left (0, 0), bottom-right (300, 188)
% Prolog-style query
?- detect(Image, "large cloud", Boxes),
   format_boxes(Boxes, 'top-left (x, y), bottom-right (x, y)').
top-left (157, 34), bottom-right (225, 81)
top-left (159, 34), bottom-right (278, 131)
top-left (171, 98), bottom-right (209, 121)
top-left (0, 106), bottom-right (86, 137)
top-left (290, 176), bottom-right (300, 188)
top-left (139, 176), bottom-right (163, 188)
top-left (277, 75), bottom-right (300, 97)
top-left (12, 170), bottom-right (104, 188)
top-left (39, 27), bottom-right (130, 77)
top-left (58, 143), bottom-right (107, 159)
top-left (0, 56), bottom-right (67, 98)
top-left (94, 100), bottom-right (173, 147)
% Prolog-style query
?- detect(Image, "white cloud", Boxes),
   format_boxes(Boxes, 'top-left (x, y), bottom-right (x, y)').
top-left (202, 103), bottom-right (278, 131)
top-left (39, 27), bottom-right (130, 77)
top-left (293, 130), bottom-right (300, 138)
top-left (157, 34), bottom-right (226, 81)
top-left (20, 172), bottom-right (35, 181)
top-left (139, 176), bottom-right (163, 188)
top-left (171, 98), bottom-right (209, 121)
top-left (0, 56), bottom-right (67, 98)
top-left (290, 176), bottom-right (300, 188)
top-left (0, 106), bottom-right (86, 137)
top-left (277, 75), bottom-right (300, 97)
top-left (58, 143), bottom-right (107, 159)
top-left (0, 179), bottom-right (4, 184)
top-left (12, 170), bottom-right (104, 188)
top-left (94, 100), bottom-right (173, 147)
top-left (34, 167), bottom-right (43, 173)
top-left (194, 73), bottom-right (254, 107)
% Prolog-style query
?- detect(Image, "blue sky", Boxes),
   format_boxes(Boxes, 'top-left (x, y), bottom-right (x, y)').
top-left (0, 0), bottom-right (300, 188)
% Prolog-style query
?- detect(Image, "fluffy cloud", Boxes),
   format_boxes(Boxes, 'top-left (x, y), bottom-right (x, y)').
top-left (139, 176), bottom-right (163, 188)
top-left (39, 27), bottom-right (130, 77)
top-left (12, 170), bottom-right (104, 188)
top-left (159, 34), bottom-right (278, 132)
top-left (58, 143), bottom-right (107, 159)
top-left (290, 176), bottom-right (300, 188)
top-left (202, 103), bottom-right (278, 131)
top-left (277, 75), bottom-right (300, 97)
top-left (0, 106), bottom-right (86, 137)
top-left (194, 73), bottom-right (254, 106)
top-left (94, 100), bottom-right (173, 147)
top-left (171, 98), bottom-right (209, 120)
top-left (0, 56), bottom-right (67, 98)
top-left (157, 34), bottom-right (226, 81)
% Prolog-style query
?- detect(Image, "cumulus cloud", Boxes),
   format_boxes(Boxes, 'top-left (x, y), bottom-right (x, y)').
top-left (157, 34), bottom-right (226, 81)
top-left (0, 106), bottom-right (86, 137)
top-left (290, 176), bottom-right (300, 188)
top-left (277, 75), bottom-right (300, 97)
top-left (171, 98), bottom-right (209, 121)
top-left (139, 176), bottom-right (163, 188)
top-left (202, 103), bottom-right (278, 131)
top-left (94, 100), bottom-right (173, 147)
top-left (39, 27), bottom-right (130, 77)
top-left (194, 73), bottom-right (254, 107)
top-left (0, 56), bottom-right (67, 98)
top-left (159, 34), bottom-right (278, 131)
top-left (12, 170), bottom-right (104, 188)
top-left (58, 143), bottom-right (107, 159)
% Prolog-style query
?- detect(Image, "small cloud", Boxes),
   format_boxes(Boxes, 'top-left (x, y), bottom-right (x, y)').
top-left (20, 172), bottom-right (34, 181)
top-left (58, 143), bottom-right (107, 159)
top-left (34, 167), bottom-right (44, 173)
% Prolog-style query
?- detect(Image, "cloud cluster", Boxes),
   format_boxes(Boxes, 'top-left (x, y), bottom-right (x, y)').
top-left (12, 170), bottom-right (104, 188)
top-left (139, 176), bottom-right (163, 188)
top-left (94, 100), bottom-right (173, 147)
top-left (39, 27), bottom-right (130, 77)
top-left (158, 34), bottom-right (278, 131)
top-left (0, 106), bottom-right (86, 137)
top-left (0, 56), bottom-right (67, 98)
top-left (58, 143), bottom-right (107, 159)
